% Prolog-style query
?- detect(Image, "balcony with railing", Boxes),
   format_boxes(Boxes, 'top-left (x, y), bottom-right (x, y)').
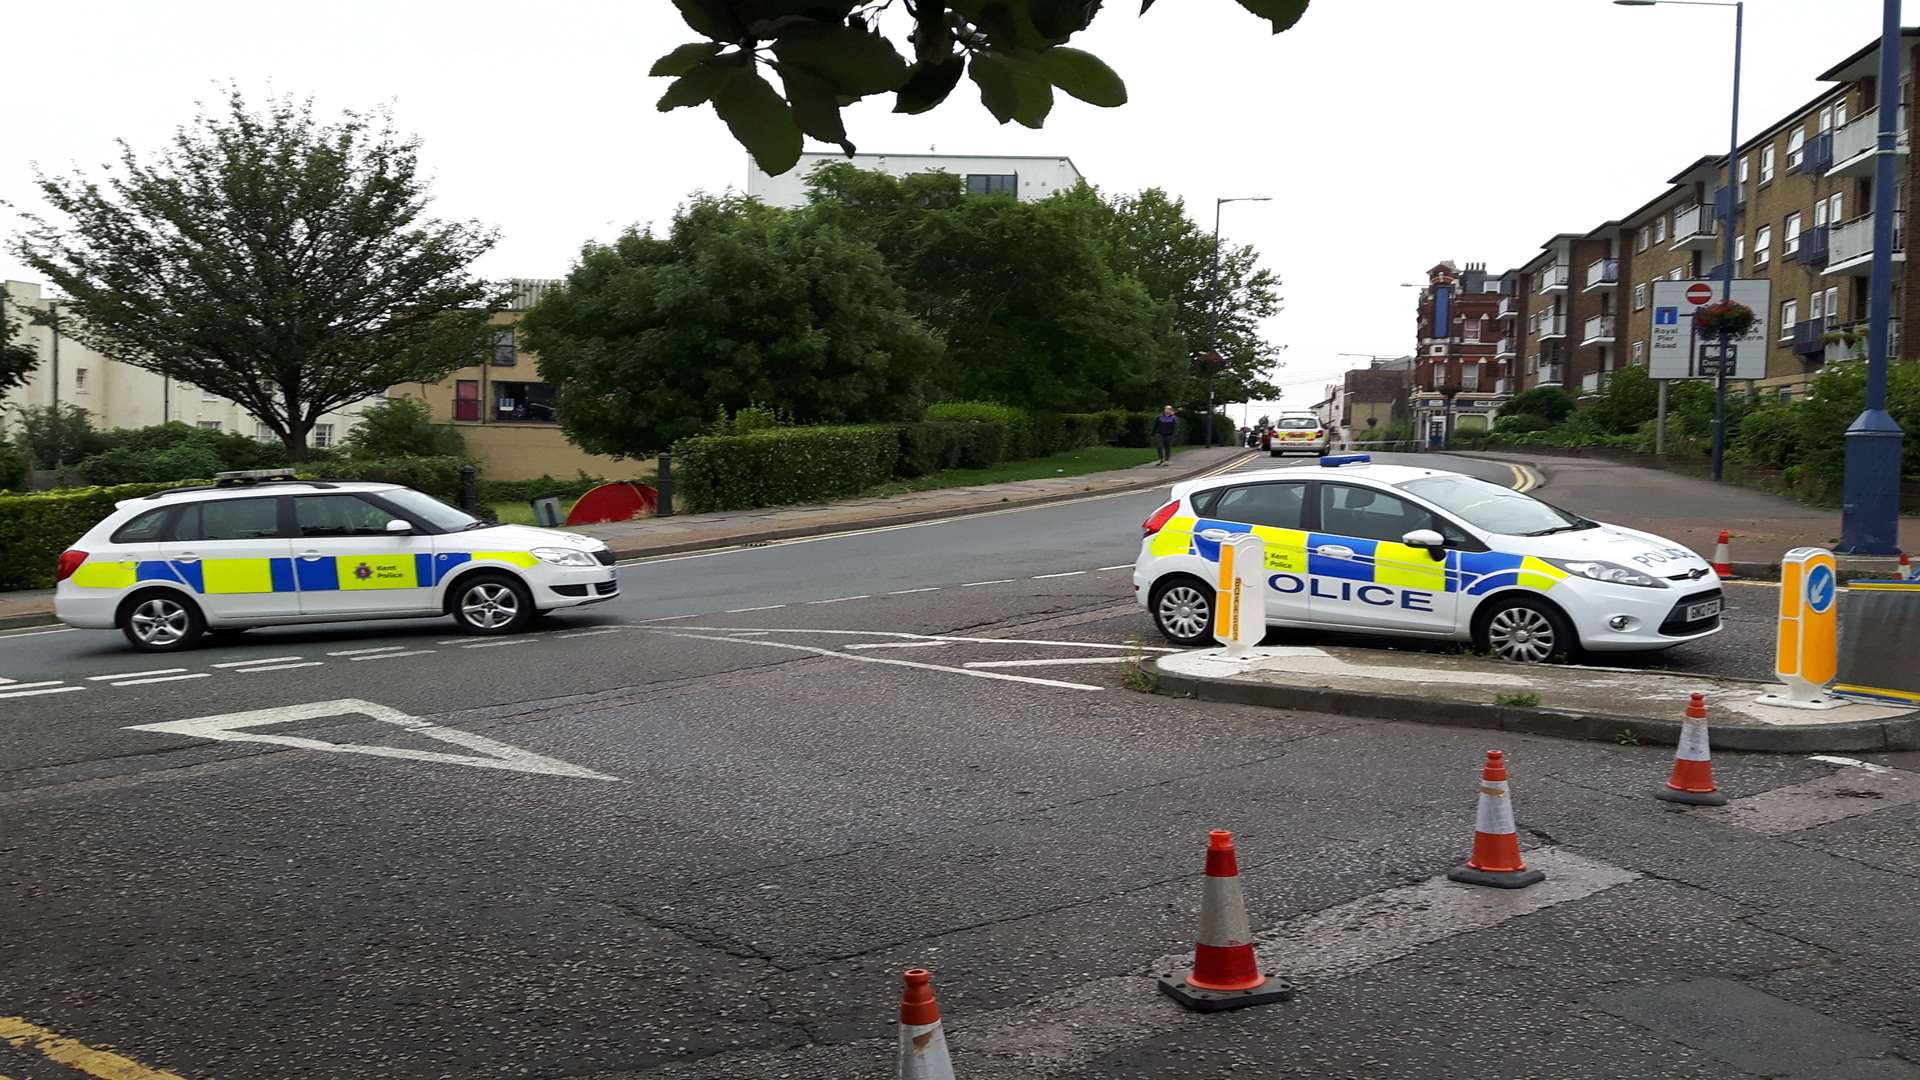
top-left (1580, 371), bottom-right (1602, 394)
top-left (1495, 336), bottom-right (1517, 359)
top-left (1790, 316), bottom-right (1826, 359)
top-left (505, 278), bottom-right (563, 311)
top-left (1828, 106), bottom-right (1909, 177)
top-left (1795, 224), bottom-right (1830, 266)
top-left (1535, 265), bottom-right (1570, 293)
top-left (1583, 258), bottom-right (1619, 292)
top-left (1825, 211), bottom-right (1906, 276)
top-left (1497, 295), bottom-right (1521, 320)
top-left (1804, 130), bottom-right (1834, 174)
top-left (1713, 183), bottom-right (1746, 220)
top-left (1536, 313), bottom-right (1567, 340)
top-left (1669, 205), bottom-right (1719, 250)
top-left (1819, 319), bottom-right (1901, 364)
top-left (1537, 364), bottom-right (1563, 386)
top-left (1581, 314), bottom-right (1616, 345)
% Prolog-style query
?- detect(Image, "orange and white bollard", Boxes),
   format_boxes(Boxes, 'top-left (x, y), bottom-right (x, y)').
top-left (1158, 830), bottom-right (1293, 1011)
top-left (1711, 530), bottom-right (1735, 578)
top-left (1900, 551), bottom-right (1915, 582)
top-left (1447, 751), bottom-right (1546, 889)
top-left (895, 969), bottom-right (955, 1080)
top-left (1655, 693), bottom-right (1728, 806)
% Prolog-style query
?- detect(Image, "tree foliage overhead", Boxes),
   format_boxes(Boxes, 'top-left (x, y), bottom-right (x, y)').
top-left (0, 307), bottom-right (37, 395)
top-left (519, 196), bottom-right (941, 455)
top-left (10, 90), bottom-right (502, 460)
top-left (651, 0), bottom-right (1312, 174)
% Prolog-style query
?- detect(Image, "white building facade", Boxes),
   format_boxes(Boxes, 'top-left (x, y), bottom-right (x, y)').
top-left (747, 152), bottom-right (1084, 209)
top-left (3, 280), bottom-right (371, 450)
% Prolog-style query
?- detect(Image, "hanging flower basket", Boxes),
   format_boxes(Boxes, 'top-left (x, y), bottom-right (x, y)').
top-left (1693, 299), bottom-right (1756, 339)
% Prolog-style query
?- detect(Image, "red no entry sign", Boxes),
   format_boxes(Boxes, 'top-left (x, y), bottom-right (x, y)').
top-left (1686, 283), bottom-right (1714, 305)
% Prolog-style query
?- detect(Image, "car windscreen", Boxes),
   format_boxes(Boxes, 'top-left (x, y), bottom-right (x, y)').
top-left (380, 488), bottom-right (482, 531)
top-left (1275, 417), bottom-right (1319, 429)
top-left (1396, 474), bottom-right (1595, 536)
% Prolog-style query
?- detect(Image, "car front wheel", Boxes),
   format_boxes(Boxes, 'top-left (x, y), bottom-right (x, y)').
top-left (449, 573), bottom-right (535, 636)
top-left (1476, 595), bottom-right (1576, 663)
top-left (1150, 577), bottom-right (1216, 647)
top-left (119, 589), bottom-right (206, 652)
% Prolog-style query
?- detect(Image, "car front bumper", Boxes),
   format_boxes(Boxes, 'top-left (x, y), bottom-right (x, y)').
top-left (529, 565), bottom-right (620, 610)
top-left (1563, 583), bottom-right (1724, 652)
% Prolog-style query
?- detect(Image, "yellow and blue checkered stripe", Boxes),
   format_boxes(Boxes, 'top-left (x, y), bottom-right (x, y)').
top-left (1152, 517), bottom-right (1567, 595)
top-left (68, 550), bottom-right (540, 595)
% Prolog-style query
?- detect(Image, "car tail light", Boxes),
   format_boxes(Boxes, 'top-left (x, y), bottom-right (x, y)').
top-left (57, 550), bottom-right (89, 582)
top-left (1142, 500), bottom-right (1181, 537)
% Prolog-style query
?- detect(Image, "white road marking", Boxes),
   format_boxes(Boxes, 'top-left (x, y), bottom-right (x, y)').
top-left (87, 668), bottom-right (187, 681)
top-left (667, 626), bottom-right (1179, 652)
top-left (239, 661), bottom-right (326, 673)
top-left (1094, 564), bottom-right (1133, 572)
top-left (327, 646), bottom-right (408, 657)
top-left (111, 672), bottom-right (214, 687)
top-left (211, 656), bottom-right (302, 668)
top-left (632, 614), bottom-right (701, 624)
top-left (1033, 571), bottom-right (1086, 580)
top-left (125, 699), bottom-right (621, 780)
top-left (1810, 754), bottom-right (1896, 773)
top-left (0, 680), bottom-right (68, 691)
top-left (463, 639), bottom-right (534, 648)
top-left (845, 641), bottom-right (954, 650)
top-left (1702, 767), bottom-right (1920, 835)
top-left (805, 595), bottom-right (870, 605)
top-left (888, 587), bottom-right (941, 595)
top-left (725, 604), bottom-right (787, 613)
top-left (558, 628), bottom-right (624, 638)
top-left (963, 657), bottom-right (1139, 669)
top-left (652, 630), bottom-right (1103, 691)
top-left (961, 579), bottom-right (1016, 587)
top-left (0, 627), bottom-right (76, 639)
top-left (0, 685), bottom-right (85, 699)
top-left (351, 649), bottom-right (437, 662)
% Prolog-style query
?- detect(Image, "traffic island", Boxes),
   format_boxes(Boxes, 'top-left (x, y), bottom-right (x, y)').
top-left (1144, 646), bottom-right (1920, 753)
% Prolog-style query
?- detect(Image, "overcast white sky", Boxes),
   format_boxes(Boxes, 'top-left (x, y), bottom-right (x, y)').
top-left (1, 0), bottom-right (1901, 416)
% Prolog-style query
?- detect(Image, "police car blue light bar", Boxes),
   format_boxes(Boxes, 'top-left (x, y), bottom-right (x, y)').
top-left (1319, 454), bottom-right (1371, 467)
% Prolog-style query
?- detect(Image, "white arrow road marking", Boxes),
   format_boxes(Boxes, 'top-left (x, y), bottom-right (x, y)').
top-left (650, 631), bottom-right (1102, 691)
top-left (963, 657), bottom-right (1139, 668)
top-left (125, 699), bottom-right (621, 781)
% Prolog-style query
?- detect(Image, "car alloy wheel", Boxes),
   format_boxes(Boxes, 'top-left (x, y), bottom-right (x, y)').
top-left (128, 596), bottom-right (192, 647)
top-left (460, 582), bottom-right (521, 630)
top-left (1486, 605), bottom-right (1557, 663)
top-left (1156, 583), bottom-right (1212, 642)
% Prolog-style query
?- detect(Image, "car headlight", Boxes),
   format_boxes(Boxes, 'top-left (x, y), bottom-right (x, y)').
top-left (530, 546), bottom-right (598, 567)
top-left (1544, 558), bottom-right (1667, 588)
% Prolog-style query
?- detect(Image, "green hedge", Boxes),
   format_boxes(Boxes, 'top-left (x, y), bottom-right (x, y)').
top-left (479, 474), bottom-right (612, 505)
top-left (676, 425), bottom-right (900, 513)
top-left (895, 422), bottom-right (972, 478)
top-left (299, 456), bottom-right (467, 499)
top-left (0, 482), bottom-right (193, 590)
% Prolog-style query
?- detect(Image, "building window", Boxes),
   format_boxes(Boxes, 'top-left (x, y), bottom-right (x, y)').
top-left (1634, 283), bottom-right (1648, 311)
top-left (1826, 286), bottom-right (1840, 322)
top-left (453, 379), bottom-right (481, 422)
top-left (73, 367), bottom-right (88, 394)
top-left (197, 420), bottom-right (222, 432)
top-left (1829, 192), bottom-right (1844, 222)
top-left (1460, 365), bottom-right (1480, 389)
top-left (1632, 340), bottom-right (1646, 364)
top-left (1780, 299), bottom-right (1797, 336)
top-left (254, 422), bottom-right (275, 442)
top-left (964, 173), bottom-right (1017, 195)
top-left (1636, 226), bottom-right (1650, 252)
top-left (1739, 156), bottom-right (1750, 183)
top-left (1754, 225), bottom-right (1771, 266)
top-left (1810, 290), bottom-right (1825, 319)
top-left (490, 328), bottom-right (517, 367)
top-left (1670, 267), bottom-right (1685, 281)
top-left (1815, 200), bottom-right (1829, 227)
top-left (492, 380), bottom-right (557, 423)
top-left (1654, 216), bottom-right (1667, 244)
top-left (1759, 145), bottom-right (1775, 184)
top-left (1820, 105), bottom-right (1834, 131)
top-left (1836, 98), bottom-right (1848, 127)
top-left (314, 423), bottom-right (336, 449)
top-left (1787, 128), bottom-right (1806, 170)
top-left (1784, 212), bottom-right (1802, 255)
top-left (1735, 234), bottom-right (1746, 264)
top-left (1777, 386), bottom-right (1794, 403)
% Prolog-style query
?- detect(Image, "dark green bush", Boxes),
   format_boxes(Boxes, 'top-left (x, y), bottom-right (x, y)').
top-left (676, 425), bottom-right (899, 513)
top-left (1178, 409), bottom-right (1228, 445)
top-left (75, 443), bottom-right (226, 486)
top-left (0, 482), bottom-right (192, 590)
top-left (342, 397), bottom-right (467, 459)
top-left (479, 473), bottom-right (613, 504)
top-left (302, 455), bottom-right (467, 499)
top-left (954, 421), bottom-right (1009, 468)
top-left (1108, 410), bottom-right (1163, 447)
top-left (927, 402), bottom-right (1031, 458)
top-left (895, 422), bottom-right (971, 478)
top-left (0, 442), bottom-right (31, 491)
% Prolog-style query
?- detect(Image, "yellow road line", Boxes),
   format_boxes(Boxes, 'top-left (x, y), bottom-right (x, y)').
top-left (0, 1016), bottom-right (188, 1080)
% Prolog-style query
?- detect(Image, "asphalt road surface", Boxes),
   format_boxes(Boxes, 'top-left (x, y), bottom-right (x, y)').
top-left (5, 452), bottom-right (1916, 1079)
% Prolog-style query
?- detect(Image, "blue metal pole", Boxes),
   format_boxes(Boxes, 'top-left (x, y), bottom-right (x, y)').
top-left (1838, 0), bottom-right (1906, 555)
top-left (1710, 2), bottom-right (1742, 482)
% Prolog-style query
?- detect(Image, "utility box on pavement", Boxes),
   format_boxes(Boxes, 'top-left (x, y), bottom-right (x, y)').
top-left (1834, 580), bottom-right (1920, 705)
top-left (531, 497), bottom-right (563, 527)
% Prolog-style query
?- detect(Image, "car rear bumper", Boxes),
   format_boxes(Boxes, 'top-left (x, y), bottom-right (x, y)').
top-left (52, 587), bottom-right (119, 629)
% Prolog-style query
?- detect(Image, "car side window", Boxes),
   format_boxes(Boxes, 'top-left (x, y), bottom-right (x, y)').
top-left (1210, 482), bottom-right (1308, 530)
top-left (192, 498), bottom-right (282, 542)
top-left (1190, 489), bottom-right (1224, 517)
top-left (111, 508), bottom-right (176, 544)
top-left (1319, 483), bottom-right (1470, 546)
top-left (295, 495), bottom-right (405, 538)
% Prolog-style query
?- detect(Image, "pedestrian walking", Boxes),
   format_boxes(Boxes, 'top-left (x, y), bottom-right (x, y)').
top-left (1154, 405), bottom-right (1179, 466)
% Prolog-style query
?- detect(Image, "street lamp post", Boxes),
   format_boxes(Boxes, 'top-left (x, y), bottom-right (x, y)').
top-left (1614, 0), bottom-right (1741, 481)
top-left (1208, 195), bottom-right (1271, 448)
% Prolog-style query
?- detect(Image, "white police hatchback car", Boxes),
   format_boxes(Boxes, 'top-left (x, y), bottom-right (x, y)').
top-left (1135, 455), bottom-right (1722, 662)
top-left (55, 471), bottom-right (619, 651)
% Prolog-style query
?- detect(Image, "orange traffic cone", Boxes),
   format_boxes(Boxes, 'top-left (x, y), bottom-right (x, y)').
top-left (1447, 751), bottom-right (1546, 889)
top-left (895, 969), bottom-right (955, 1080)
top-left (1655, 693), bottom-right (1728, 806)
top-left (1711, 530), bottom-right (1735, 577)
top-left (1900, 551), bottom-right (1915, 582)
top-left (1157, 830), bottom-right (1293, 1011)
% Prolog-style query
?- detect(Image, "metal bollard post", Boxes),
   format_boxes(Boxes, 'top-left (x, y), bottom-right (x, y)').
top-left (459, 464), bottom-right (478, 511)
top-left (656, 451), bottom-right (673, 518)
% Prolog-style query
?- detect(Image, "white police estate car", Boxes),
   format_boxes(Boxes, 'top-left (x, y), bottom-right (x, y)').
top-left (1135, 455), bottom-right (1722, 662)
top-left (54, 471), bottom-right (619, 651)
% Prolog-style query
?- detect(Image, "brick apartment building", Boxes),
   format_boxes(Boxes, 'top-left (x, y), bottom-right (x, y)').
top-left (1410, 262), bottom-right (1506, 442)
top-left (1435, 28), bottom-right (1918, 408)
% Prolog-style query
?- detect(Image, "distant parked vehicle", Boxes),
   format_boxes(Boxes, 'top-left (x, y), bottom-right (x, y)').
top-left (1263, 414), bottom-right (1331, 457)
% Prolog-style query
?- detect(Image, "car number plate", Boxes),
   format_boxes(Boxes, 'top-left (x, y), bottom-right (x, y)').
top-left (1685, 598), bottom-right (1721, 622)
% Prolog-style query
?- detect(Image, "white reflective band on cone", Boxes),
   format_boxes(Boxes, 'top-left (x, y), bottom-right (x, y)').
top-left (897, 1020), bottom-right (955, 1080)
top-left (1474, 780), bottom-right (1516, 834)
top-left (1676, 720), bottom-right (1712, 762)
top-left (1197, 874), bottom-right (1254, 947)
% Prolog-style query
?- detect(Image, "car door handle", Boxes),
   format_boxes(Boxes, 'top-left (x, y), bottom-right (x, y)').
top-left (298, 550), bottom-right (327, 561)
top-left (173, 553), bottom-right (201, 564)
top-left (1315, 544), bottom-right (1356, 559)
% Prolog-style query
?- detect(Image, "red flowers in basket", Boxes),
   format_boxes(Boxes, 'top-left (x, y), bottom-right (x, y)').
top-left (1692, 299), bottom-right (1756, 339)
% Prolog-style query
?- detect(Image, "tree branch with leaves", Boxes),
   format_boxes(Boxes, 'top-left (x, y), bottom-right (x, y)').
top-left (652, 0), bottom-right (1311, 174)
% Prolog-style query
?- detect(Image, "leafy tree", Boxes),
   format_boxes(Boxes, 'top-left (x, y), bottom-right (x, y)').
top-left (0, 440), bottom-right (26, 490)
top-left (342, 396), bottom-right (467, 459)
top-left (650, 0), bottom-right (1311, 174)
top-left (10, 404), bottom-right (104, 469)
top-left (520, 196), bottom-right (941, 454)
top-left (11, 90), bottom-right (501, 462)
top-left (0, 308), bottom-right (37, 395)
top-left (1582, 365), bottom-right (1660, 435)
top-left (806, 165), bottom-right (1177, 411)
top-left (1499, 387), bottom-right (1576, 424)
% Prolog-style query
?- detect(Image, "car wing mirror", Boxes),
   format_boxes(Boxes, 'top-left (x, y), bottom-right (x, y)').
top-left (1402, 529), bottom-right (1447, 560)
top-left (386, 519), bottom-right (413, 535)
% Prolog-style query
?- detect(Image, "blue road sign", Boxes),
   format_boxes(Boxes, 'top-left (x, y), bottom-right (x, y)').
top-left (1807, 564), bottom-right (1837, 614)
top-left (1654, 306), bottom-right (1679, 326)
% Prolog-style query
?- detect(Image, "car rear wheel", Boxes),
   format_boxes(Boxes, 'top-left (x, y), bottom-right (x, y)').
top-left (1476, 595), bottom-right (1577, 664)
top-left (1150, 577), bottom-right (1216, 647)
top-left (119, 589), bottom-right (206, 652)
top-left (449, 573), bottom-right (534, 636)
